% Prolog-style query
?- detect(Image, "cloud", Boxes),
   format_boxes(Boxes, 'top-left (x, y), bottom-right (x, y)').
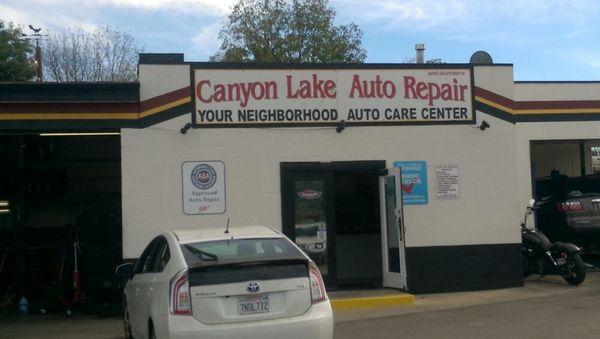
top-left (333, 0), bottom-right (600, 31)
top-left (1, 2), bottom-right (99, 32)
top-left (552, 49), bottom-right (600, 69)
top-left (87, 0), bottom-right (234, 16)
top-left (2, 0), bottom-right (234, 34)
top-left (191, 21), bottom-right (222, 58)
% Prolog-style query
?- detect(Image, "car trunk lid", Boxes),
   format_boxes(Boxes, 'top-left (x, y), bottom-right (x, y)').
top-left (188, 259), bottom-right (311, 324)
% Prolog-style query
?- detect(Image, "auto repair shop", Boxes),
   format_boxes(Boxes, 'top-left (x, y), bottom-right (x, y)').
top-left (1, 53), bottom-right (600, 310)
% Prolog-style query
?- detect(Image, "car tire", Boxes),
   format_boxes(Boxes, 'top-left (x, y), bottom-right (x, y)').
top-left (123, 300), bottom-right (133, 339)
top-left (561, 253), bottom-right (586, 285)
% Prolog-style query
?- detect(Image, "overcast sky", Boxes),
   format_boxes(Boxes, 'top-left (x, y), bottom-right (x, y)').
top-left (3, 0), bottom-right (600, 80)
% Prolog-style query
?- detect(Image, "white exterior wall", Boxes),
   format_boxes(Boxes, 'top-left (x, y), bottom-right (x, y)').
top-left (122, 65), bottom-right (521, 258)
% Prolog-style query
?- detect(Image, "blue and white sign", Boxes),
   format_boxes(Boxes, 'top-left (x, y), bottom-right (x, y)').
top-left (182, 161), bottom-right (226, 214)
top-left (393, 161), bottom-right (429, 205)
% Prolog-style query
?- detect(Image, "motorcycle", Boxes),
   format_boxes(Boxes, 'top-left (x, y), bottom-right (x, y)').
top-left (521, 199), bottom-right (586, 285)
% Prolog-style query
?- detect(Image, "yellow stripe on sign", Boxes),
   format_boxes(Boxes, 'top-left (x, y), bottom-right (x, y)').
top-left (476, 96), bottom-right (600, 115)
top-left (475, 96), bottom-right (516, 115)
top-left (515, 108), bottom-right (600, 115)
top-left (0, 97), bottom-right (192, 121)
top-left (139, 97), bottom-right (191, 118)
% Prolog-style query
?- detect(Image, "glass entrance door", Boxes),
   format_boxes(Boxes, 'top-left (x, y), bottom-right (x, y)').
top-left (282, 172), bottom-right (335, 287)
top-left (379, 167), bottom-right (407, 289)
top-left (293, 179), bottom-right (329, 275)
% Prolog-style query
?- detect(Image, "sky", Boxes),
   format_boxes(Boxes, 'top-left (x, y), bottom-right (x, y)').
top-left (2, 0), bottom-right (600, 81)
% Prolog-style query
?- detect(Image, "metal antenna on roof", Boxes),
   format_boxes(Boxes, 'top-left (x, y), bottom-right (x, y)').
top-left (225, 218), bottom-right (230, 234)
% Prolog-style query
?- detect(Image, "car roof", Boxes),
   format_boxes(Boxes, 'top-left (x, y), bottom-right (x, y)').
top-left (171, 225), bottom-right (284, 244)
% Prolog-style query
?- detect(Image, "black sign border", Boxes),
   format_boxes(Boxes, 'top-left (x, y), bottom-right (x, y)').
top-left (189, 63), bottom-right (477, 128)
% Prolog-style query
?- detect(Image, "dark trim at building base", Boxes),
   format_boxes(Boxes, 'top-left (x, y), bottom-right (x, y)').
top-left (405, 243), bottom-right (523, 294)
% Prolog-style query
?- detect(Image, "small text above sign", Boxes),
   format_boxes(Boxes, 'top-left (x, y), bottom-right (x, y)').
top-left (193, 68), bottom-right (473, 126)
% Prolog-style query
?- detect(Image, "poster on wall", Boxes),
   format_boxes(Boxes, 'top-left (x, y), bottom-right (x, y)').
top-left (393, 161), bottom-right (428, 205)
top-left (182, 161), bottom-right (226, 214)
top-left (435, 165), bottom-right (459, 199)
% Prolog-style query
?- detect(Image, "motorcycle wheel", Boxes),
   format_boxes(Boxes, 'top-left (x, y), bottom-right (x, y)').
top-left (561, 253), bottom-right (586, 285)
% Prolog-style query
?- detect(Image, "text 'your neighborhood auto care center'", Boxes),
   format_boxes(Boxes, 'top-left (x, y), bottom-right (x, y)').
top-left (194, 70), bottom-right (472, 125)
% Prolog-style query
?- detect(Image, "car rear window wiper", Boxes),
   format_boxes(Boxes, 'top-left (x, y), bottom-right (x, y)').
top-left (184, 245), bottom-right (218, 261)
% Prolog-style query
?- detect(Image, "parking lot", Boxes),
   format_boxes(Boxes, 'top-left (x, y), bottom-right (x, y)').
top-left (1, 272), bottom-right (598, 339)
top-left (335, 277), bottom-right (600, 339)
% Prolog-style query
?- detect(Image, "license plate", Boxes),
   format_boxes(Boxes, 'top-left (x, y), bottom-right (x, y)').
top-left (238, 294), bottom-right (270, 315)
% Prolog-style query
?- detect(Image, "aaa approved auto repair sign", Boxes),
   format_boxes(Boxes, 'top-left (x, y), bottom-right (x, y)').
top-left (182, 161), bottom-right (226, 214)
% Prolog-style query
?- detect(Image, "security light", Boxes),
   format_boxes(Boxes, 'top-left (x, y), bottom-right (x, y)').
top-left (336, 120), bottom-right (346, 133)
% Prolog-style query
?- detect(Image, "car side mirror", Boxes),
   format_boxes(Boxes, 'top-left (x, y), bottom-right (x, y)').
top-left (115, 262), bottom-right (134, 281)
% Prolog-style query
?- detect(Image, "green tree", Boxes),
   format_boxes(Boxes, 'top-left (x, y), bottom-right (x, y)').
top-left (211, 0), bottom-right (366, 63)
top-left (0, 21), bottom-right (34, 81)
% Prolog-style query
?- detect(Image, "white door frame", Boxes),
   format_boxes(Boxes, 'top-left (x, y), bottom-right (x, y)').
top-left (379, 167), bottom-right (407, 290)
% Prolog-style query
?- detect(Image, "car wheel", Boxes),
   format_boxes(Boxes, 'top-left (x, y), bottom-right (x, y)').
top-left (123, 300), bottom-right (133, 339)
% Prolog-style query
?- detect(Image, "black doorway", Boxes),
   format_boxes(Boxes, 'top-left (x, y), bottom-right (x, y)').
top-left (281, 161), bottom-right (385, 289)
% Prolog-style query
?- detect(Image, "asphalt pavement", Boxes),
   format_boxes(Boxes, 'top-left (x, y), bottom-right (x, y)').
top-left (335, 273), bottom-right (600, 339)
top-left (1, 273), bottom-right (599, 339)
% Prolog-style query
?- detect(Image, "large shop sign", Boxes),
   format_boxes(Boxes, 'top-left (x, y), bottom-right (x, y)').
top-left (192, 67), bottom-right (474, 127)
top-left (182, 161), bottom-right (226, 214)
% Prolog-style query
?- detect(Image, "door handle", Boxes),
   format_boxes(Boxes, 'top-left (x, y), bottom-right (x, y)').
top-left (397, 217), bottom-right (403, 241)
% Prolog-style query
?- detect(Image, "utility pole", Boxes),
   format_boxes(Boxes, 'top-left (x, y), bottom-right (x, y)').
top-left (22, 25), bottom-right (46, 82)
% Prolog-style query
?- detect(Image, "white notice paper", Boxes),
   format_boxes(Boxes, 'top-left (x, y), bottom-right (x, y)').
top-left (435, 165), bottom-right (459, 199)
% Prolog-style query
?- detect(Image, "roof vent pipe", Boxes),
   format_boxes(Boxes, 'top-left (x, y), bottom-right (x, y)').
top-left (415, 44), bottom-right (425, 64)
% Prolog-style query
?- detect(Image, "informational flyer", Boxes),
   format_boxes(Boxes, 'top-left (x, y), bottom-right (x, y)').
top-left (435, 165), bottom-right (459, 199)
top-left (182, 161), bottom-right (226, 214)
top-left (393, 161), bottom-right (429, 205)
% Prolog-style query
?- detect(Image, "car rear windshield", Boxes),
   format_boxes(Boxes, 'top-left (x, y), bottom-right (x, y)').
top-left (182, 238), bottom-right (308, 286)
top-left (181, 237), bottom-right (305, 267)
top-left (536, 176), bottom-right (600, 199)
top-left (566, 178), bottom-right (600, 196)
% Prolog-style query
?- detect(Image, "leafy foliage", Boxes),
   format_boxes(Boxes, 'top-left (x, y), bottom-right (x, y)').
top-left (0, 21), bottom-right (34, 81)
top-left (211, 0), bottom-right (366, 63)
top-left (44, 26), bottom-right (144, 82)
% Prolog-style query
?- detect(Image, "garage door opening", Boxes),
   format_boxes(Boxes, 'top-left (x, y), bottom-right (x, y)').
top-left (0, 134), bottom-right (122, 316)
top-left (531, 140), bottom-right (600, 251)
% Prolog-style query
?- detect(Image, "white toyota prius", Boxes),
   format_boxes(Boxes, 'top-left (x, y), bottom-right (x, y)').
top-left (116, 226), bottom-right (333, 339)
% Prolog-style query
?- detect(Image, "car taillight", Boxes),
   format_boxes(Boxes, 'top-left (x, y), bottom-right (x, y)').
top-left (170, 270), bottom-right (191, 315)
top-left (557, 201), bottom-right (584, 212)
top-left (308, 262), bottom-right (326, 304)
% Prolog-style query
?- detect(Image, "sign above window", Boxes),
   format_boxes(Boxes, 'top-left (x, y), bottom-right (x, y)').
top-left (192, 67), bottom-right (474, 127)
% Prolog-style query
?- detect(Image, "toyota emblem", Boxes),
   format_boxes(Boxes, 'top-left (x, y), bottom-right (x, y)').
top-left (247, 281), bottom-right (260, 293)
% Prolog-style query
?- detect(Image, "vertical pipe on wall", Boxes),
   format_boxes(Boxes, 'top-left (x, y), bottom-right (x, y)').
top-left (415, 44), bottom-right (425, 64)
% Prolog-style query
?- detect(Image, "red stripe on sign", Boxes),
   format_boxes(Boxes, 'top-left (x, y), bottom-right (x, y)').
top-left (140, 87), bottom-right (191, 112)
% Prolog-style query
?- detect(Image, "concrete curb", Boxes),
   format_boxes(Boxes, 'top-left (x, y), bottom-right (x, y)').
top-left (330, 293), bottom-right (415, 310)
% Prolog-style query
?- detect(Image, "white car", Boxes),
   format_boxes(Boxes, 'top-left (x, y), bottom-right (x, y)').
top-left (116, 226), bottom-right (333, 339)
